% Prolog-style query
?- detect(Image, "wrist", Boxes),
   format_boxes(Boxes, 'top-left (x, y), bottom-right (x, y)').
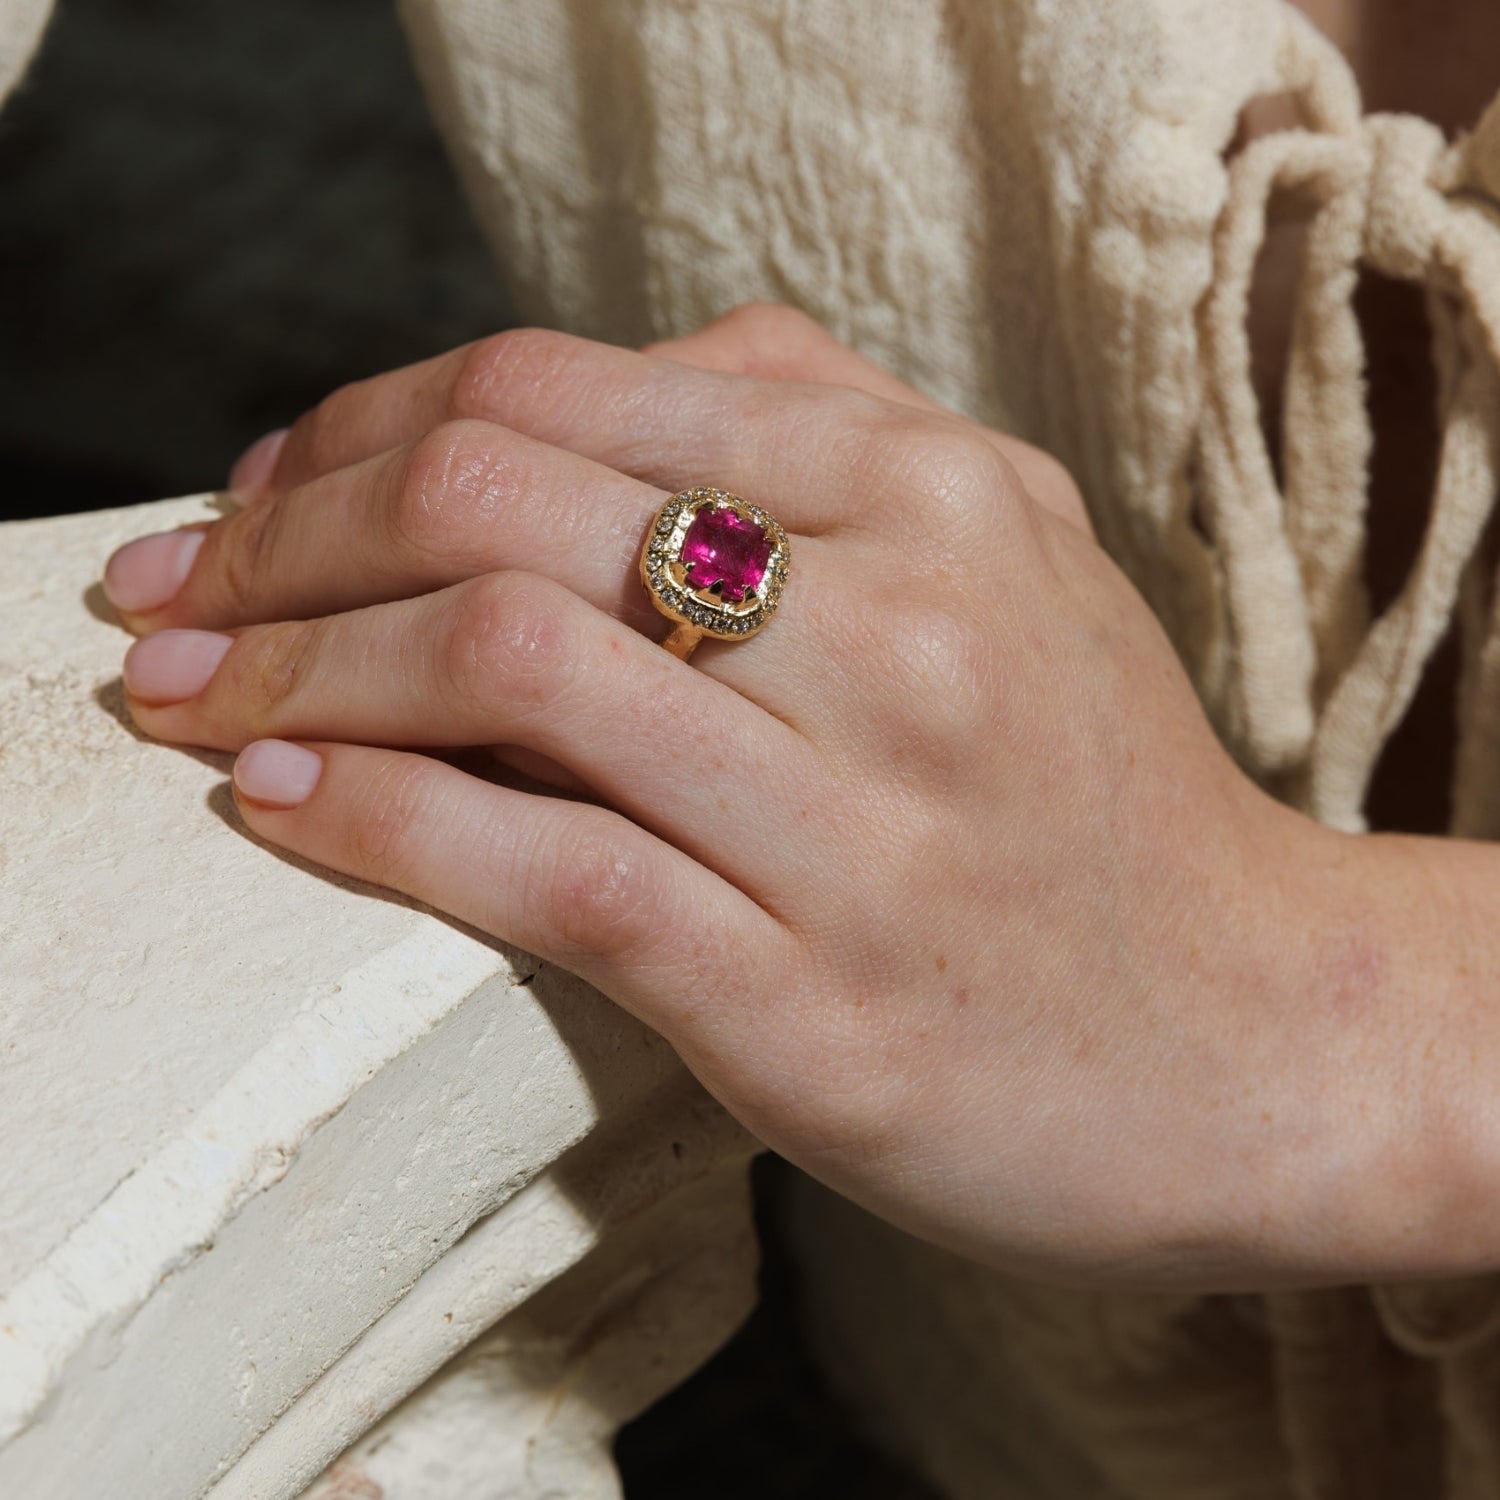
top-left (1230, 806), bottom-right (1500, 1284)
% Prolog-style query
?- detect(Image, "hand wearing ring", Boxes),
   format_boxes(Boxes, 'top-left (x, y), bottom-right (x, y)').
top-left (103, 304), bottom-right (1439, 1291)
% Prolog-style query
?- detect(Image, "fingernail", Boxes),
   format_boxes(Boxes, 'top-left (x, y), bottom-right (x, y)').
top-left (122, 629), bottom-right (233, 703)
top-left (103, 529), bottom-right (206, 614)
top-left (228, 428), bottom-right (289, 501)
top-left (234, 739), bottom-right (323, 808)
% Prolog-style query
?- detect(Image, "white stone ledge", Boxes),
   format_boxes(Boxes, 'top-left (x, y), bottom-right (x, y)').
top-left (0, 497), bottom-right (757, 1498)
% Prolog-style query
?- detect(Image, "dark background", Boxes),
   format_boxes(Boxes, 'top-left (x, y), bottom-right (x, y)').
top-left (0, 2), bottom-right (933, 1491)
top-left (0, 0), bottom-right (511, 520)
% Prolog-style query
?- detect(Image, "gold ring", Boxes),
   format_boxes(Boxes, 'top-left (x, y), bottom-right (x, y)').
top-left (640, 487), bottom-right (791, 662)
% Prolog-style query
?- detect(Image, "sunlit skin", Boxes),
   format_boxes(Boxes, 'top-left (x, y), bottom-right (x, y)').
top-left (101, 12), bottom-right (1500, 1292)
top-left (97, 295), bottom-right (1500, 1293)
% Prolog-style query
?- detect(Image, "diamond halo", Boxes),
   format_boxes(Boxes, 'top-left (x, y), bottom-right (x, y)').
top-left (640, 487), bottom-right (791, 646)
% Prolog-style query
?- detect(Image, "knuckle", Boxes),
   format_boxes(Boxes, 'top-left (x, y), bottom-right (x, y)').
top-left (717, 299), bottom-right (821, 347)
top-left (737, 380), bottom-right (880, 482)
top-left (450, 327), bottom-right (573, 421)
top-left (641, 302), bottom-right (826, 370)
top-left (439, 572), bottom-right (576, 719)
top-left (1015, 440), bottom-right (1084, 511)
top-left (875, 599), bottom-right (1000, 755)
top-left (387, 420), bottom-right (496, 565)
top-left (345, 755), bottom-right (433, 889)
top-left (870, 414), bottom-right (1024, 540)
top-left (230, 618), bottom-right (320, 726)
top-left (539, 818), bottom-right (660, 961)
top-left (286, 381), bottom-right (361, 473)
top-left (215, 501), bottom-right (276, 616)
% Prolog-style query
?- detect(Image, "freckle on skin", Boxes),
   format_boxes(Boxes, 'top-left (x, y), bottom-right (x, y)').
top-left (935, 955), bottom-right (947, 973)
top-left (953, 987), bottom-right (970, 1008)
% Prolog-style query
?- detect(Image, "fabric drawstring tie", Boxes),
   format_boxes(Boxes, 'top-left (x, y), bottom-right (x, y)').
top-left (1194, 76), bottom-right (1500, 835)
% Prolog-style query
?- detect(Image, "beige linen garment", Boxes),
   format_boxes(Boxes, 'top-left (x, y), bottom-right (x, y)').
top-left (391, 3), bottom-right (1500, 1496)
top-left (5, 0), bottom-right (1500, 1495)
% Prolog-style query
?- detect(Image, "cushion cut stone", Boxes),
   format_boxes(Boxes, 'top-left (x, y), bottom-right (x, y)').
top-left (680, 505), bottom-right (773, 603)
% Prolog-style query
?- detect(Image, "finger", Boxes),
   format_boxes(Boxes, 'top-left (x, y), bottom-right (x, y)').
top-left (258, 313), bottom-right (1087, 534)
top-left (122, 570), bottom-right (825, 894)
top-left (644, 303), bottom-right (1092, 533)
top-left (262, 327), bottom-right (992, 535)
top-left (646, 302), bottom-right (952, 408)
top-left (229, 738), bottom-right (797, 1058)
top-left (112, 419), bottom-right (837, 641)
top-left (250, 344), bottom-right (459, 496)
top-left (109, 426), bottom-right (858, 733)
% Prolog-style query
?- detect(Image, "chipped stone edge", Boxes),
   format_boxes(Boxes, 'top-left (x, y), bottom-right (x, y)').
top-left (220, 1084), bottom-right (756, 1500)
top-left (0, 924), bottom-right (511, 1442)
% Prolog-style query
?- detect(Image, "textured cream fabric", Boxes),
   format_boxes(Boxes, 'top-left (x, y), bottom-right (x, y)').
top-left (392, 2), bottom-right (1500, 1495)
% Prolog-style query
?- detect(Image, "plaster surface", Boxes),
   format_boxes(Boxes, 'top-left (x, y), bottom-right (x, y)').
top-left (0, 497), bottom-right (757, 1497)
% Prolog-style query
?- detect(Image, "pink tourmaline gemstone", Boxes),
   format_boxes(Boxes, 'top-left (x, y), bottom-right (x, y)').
top-left (680, 505), bottom-right (773, 602)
